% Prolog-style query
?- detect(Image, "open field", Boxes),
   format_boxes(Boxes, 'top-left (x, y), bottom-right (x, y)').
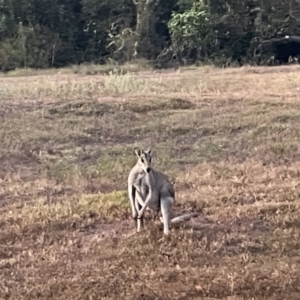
top-left (1, 64), bottom-right (300, 299)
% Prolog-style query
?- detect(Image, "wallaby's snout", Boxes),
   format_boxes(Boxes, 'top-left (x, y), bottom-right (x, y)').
top-left (146, 167), bottom-right (151, 173)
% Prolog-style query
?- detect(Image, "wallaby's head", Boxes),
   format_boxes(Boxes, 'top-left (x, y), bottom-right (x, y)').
top-left (134, 147), bottom-right (152, 173)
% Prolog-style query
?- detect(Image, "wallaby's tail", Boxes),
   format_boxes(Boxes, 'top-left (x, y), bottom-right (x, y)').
top-left (170, 212), bottom-right (198, 223)
top-left (160, 212), bottom-right (198, 224)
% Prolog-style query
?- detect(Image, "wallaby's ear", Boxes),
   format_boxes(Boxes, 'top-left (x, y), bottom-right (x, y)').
top-left (144, 148), bottom-right (152, 155)
top-left (134, 147), bottom-right (142, 157)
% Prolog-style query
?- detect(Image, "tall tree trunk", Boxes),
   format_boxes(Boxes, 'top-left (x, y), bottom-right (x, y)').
top-left (132, 0), bottom-right (158, 59)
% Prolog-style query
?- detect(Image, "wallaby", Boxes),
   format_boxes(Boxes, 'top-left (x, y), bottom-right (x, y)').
top-left (128, 147), bottom-right (197, 236)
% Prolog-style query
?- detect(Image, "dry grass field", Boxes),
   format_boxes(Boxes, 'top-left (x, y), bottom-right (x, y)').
top-left (1, 63), bottom-right (300, 299)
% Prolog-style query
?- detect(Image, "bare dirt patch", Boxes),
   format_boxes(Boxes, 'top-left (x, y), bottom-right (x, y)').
top-left (1, 65), bottom-right (300, 299)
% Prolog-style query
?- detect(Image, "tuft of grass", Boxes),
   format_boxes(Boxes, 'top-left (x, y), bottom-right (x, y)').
top-left (71, 60), bottom-right (151, 75)
top-left (71, 63), bottom-right (127, 76)
top-left (122, 97), bottom-right (195, 113)
top-left (48, 101), bottom-right (118, 117)
top-left (2, 60), bottom-right (151, 78)
top-left (4, 191), bottom-right (129, 228)
top-left (102, 71), bottom-right (148, 94)
top-left (5, 67), bottom-right (70, 77)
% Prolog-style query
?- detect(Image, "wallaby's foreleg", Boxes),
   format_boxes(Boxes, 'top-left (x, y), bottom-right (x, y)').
top-left (128, 185), bottom-right (138, 220)
top-left (135, 187), bottom-right (145, 207)
top-left (135, 194), bottom-right (144, 232)
top-left (137, 191), bottom-right (154, 219)
top-left (160, 196), bottom-right (174, 235)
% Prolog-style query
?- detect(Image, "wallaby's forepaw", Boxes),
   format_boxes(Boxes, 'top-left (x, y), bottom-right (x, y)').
top-left (137, 210), bottom-right (144, 220)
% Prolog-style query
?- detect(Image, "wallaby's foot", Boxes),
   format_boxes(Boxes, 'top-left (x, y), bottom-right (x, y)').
top-left (162, 222), bottom-right (170, 236)
top-left (158, 233), bottom-right (171, 242)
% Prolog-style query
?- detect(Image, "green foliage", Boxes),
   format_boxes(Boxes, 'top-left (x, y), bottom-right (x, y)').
top-left (0, 38), bottom-right (23, 71)
top-left (168, 0), bottom-right (215, 60)
top-left (1, 0), bottom-right (300, 70)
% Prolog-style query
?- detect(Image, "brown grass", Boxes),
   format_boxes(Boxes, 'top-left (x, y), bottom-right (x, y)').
top-left (1, 63), bottom-right (300, 299)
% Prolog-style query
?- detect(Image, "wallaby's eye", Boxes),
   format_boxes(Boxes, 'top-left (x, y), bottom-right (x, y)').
top-left (149, 158), bottom-right (152, 163)
top-left (141, 159), bottom-right (144, 163)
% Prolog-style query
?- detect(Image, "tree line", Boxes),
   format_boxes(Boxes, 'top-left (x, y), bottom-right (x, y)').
top-left (1, 0), bottom-right (300, 71)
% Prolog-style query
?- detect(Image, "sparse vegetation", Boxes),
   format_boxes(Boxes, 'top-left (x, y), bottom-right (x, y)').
top-left (1, 65), bottom-right (300, 299)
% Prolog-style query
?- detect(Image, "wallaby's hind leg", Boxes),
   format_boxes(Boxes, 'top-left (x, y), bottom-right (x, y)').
top-left (160, 196), bottom-right (174, 235)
